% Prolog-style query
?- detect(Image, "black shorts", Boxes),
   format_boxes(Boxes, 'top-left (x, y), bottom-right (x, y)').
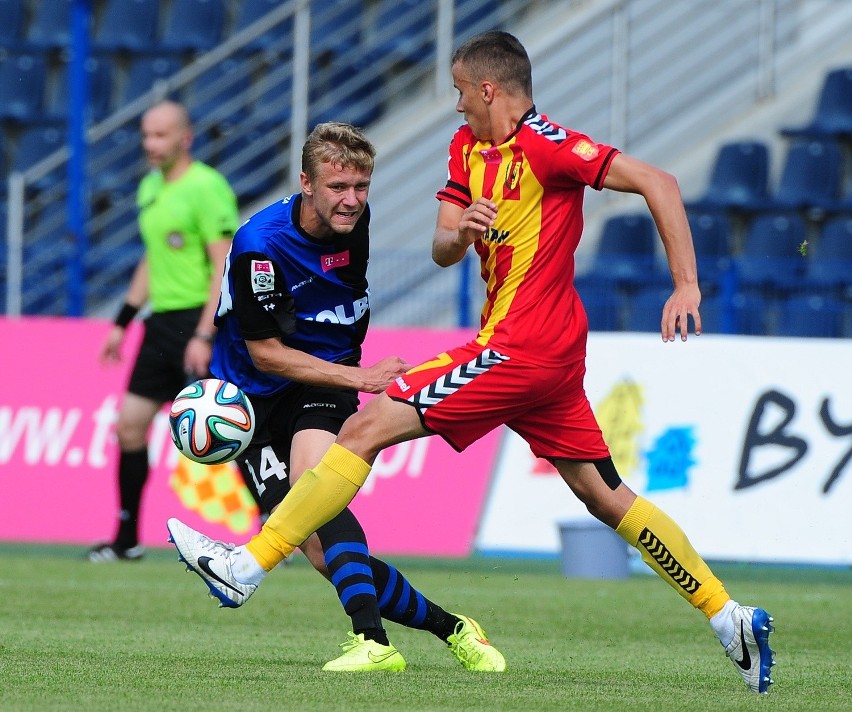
top-left (234, 384), bottom-right (359, 515)
top-left (127, 308), bottom-right (204, 403)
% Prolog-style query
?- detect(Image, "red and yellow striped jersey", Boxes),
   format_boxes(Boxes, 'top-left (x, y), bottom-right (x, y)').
top-left (437, 108), bottom-right (619, 366)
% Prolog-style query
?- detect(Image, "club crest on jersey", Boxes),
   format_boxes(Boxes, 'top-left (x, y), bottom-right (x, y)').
top-left (504, 144), bottom-right (524, 201)
top-left (251, 259), bottom-right (275, 293)
top-left (572, 140), bottom-right (599, 161)
top-left (321, 250), bottom-right (350, 272)
top-left (504, 160), bottom-right (522, 191)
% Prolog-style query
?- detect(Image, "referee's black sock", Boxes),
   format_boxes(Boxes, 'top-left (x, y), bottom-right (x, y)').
top-left (370, 557), bottom-right (460, 642)
top-left (317, 511), bottom-right (389, 646)
top-left (115, 448), bottom-right (148, 549)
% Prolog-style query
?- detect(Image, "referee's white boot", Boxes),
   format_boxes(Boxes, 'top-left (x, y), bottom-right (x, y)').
top-left (167, 517), bottom-right (257, 608)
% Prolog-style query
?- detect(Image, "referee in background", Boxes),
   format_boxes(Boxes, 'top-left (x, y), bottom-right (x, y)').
top-left (89, 100), bottom-right (238, 562)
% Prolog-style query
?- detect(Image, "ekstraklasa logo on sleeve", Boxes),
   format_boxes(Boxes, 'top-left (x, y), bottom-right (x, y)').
top-left (251, 260), bottom-right (275, 293)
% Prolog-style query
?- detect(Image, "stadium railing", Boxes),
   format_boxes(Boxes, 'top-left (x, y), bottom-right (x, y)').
top-left (3, 0), bottom-right (852, 340)
top-left (2, 0), bottom-right (529, 317)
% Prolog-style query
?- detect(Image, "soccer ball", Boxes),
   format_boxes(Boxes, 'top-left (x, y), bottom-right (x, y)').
top-left (169, 379), bottom-right (255, 464)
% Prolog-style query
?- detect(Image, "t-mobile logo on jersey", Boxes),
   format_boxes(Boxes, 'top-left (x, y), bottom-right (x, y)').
top-left (321, 250), bottom-right (350, 272)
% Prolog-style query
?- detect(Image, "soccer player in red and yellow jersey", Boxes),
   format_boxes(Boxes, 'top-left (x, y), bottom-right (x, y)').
top-left (168, 31), bottom-right (775, 693)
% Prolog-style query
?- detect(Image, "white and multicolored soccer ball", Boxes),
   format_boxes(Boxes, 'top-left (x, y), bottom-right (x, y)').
top-left (169, 379), bottom-right (255, 465)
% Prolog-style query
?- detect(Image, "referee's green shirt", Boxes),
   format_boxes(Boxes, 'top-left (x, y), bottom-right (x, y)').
top-left (137, 161), bottom-right (239, 312)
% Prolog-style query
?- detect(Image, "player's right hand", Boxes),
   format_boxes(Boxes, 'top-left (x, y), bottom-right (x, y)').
top-left (360, 356), bottom-right (411, 393)
top-left (459, 197), bottom-right (497, 243)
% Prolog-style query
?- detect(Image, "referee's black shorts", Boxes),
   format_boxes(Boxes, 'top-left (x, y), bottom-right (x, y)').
top-left (127, 307), bottom-right (204, 403)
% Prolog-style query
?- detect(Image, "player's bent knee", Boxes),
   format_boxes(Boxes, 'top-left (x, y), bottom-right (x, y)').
top-left (337, 394), bottom-right (425, 462)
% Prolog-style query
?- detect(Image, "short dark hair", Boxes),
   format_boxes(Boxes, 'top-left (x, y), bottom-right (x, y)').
top-left (452, 30), bottom-right (532, 97)
top-left (301, 122), bottom-right (376, 181)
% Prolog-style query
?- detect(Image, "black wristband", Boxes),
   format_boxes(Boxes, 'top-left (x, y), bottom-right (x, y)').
top-left (114, 303), bottom-right (139, 328)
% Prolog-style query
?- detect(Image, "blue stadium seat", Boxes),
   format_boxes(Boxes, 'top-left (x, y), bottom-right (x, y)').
top-left (0, 129), bottom-right (7, 177)
top-left (774, 295), bottom-right (843, 338)
top-left (308, 54), bottom-right (384, 128)
top-left (120, 56), bottom-right (183, 105)
top-left (50, 55), bottom-right (115, 124)
top-left (186, 57), bottom-right (252, 131)
top-left (811, 171), bottom-right (852, 215)
top-left (217, 127), bottom-right (282, 203)
top-left (233, 0), bottom-right (293, 53)
top-left (806, 216), bottom-right (852, 292)
top-left (87, 127), bottom-right (140, 201)
top-left (31, 199), bottom-right (69, 242)
top-left (766, 139), bottom-right (843, 213)
top-left (0, 0), bottom-right (26, 49)
top-left (11, 125), bottom-right (67, 190)
top-left (161, 0), bottom-right (227, 53)
top-left (694, 295), bottom-right (725, 334)
top-left (735, 212), bottom-right (808, 293)
top-left (684, 141), bottom-right (770, 212)
top-left (25, 0), bottom-right (73, 48)
top-left (23, 201), bottom-right (73, 315)
top-left (311, 0), bottom-right (363, 59)
top-left (95, 0), bottom-right (159, 52)
top-left (0, 52), bottom-right (48, 122)
top-left (455, 0), bottom-right (503, 43)
top-left (687, 210), bottom-right (733, 290)
top-left (781, 67), bottom-right (852, 140)
top-left (626, 288), bottom-right (754, 335)
top-left (251, 66), bottom-right (293, 126)
top-left (707, 293), bottom-right (769, 335)
top-left (625, 288), bottom-right (671, 333)
top-left (371, 0), bottom-right (436, 65)
top-left (587, 213), bottom-right (664, 289)
top-left (574, 281), bottom-right (621, 331)
top-left (189, 125), bottom-right (217, 164)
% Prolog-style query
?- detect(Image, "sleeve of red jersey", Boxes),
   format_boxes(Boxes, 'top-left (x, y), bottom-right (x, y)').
top-left (555, 132), bottom-right (620, 191)
top-left (435, 130), bottom-right (472, 208)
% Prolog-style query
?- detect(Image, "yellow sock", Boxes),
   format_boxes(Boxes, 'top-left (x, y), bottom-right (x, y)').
top-left (245, 443), bottom-right (372, 571)
top-left (616, 496), bottom-right (730, 618)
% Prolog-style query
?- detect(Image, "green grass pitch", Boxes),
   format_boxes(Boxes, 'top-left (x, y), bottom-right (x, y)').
top-left (0, 544), bottom-right (849, 712)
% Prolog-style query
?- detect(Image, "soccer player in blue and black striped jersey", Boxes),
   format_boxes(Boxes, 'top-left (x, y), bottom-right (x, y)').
top-left (168, 122), bottom-right (505, 673)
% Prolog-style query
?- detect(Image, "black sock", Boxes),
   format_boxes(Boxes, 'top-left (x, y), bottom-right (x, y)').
top-left (370, 556), bottom-right (460, 642)
top-left (114, 448), bottom-right (148, 549)
top-left (317, 509), bottom-right (389, 646)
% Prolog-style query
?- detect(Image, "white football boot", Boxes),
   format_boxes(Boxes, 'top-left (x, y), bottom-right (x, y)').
top-left (724, 605), bottom-right (776, 693)
top-left (166, 518), bottom-right (257, 608)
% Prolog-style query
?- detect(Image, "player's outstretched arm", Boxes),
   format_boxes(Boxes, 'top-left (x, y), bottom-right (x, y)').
top-left (602, 153), bottom-right (701, 342)
top-left (246, 338), bottom-right (409, 393)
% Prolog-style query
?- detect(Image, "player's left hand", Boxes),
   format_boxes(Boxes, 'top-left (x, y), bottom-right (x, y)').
top-left (662, 283), bottom-right (701, 342)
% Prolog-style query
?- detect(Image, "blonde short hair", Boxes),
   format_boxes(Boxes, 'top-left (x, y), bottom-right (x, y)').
top-left (302, 122), bottom-right (376, 181)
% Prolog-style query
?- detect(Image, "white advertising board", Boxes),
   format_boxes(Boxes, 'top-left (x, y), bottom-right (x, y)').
top-left (476, 334), bottom-right (852, 565)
